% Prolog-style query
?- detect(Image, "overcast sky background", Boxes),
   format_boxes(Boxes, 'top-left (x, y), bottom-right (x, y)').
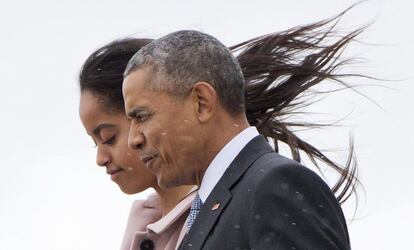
top-left (0, 0), bottom-right (413, 249)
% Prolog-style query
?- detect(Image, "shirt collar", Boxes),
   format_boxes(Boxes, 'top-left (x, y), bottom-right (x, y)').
top-left (198, 126), bottom-right (259, 202)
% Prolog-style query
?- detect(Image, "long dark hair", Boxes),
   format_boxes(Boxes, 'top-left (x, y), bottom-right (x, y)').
top-left (232, 11), bottom-right (366, 204)
top-left (79, 10), bottom-right (364, 205)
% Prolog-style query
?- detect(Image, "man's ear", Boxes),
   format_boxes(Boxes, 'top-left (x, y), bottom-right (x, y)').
top-left (190, 82), bottom-right (217, 123)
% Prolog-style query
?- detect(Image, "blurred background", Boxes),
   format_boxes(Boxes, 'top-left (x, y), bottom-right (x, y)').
top-left (0, 0), bottom-right (413, 249)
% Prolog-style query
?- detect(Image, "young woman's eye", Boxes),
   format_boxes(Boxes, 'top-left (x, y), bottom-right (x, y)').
top-left (103, 136), bottom-right (116, 145)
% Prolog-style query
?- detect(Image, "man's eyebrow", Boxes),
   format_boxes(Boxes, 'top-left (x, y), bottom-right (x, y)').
top-left (92, 124), bottom-right (116, 136)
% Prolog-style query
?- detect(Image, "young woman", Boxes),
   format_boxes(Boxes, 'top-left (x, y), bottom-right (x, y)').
top-left (79, 10), bottom-right (362, 250)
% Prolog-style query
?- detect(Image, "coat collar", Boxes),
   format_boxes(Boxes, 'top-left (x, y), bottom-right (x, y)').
top-left (147, 186), bottom-right (198, 234)
top-left (180, 135), bottom-right (273, 249)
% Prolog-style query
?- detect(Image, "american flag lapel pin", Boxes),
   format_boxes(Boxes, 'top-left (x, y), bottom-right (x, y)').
top-left (211, 203), bottom-right (220, 211)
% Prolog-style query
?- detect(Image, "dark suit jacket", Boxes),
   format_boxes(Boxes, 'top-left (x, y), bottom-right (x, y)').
top-left (179, 135), bottom-right (350, 250)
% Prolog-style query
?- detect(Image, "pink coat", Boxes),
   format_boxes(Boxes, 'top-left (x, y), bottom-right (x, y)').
top-left (120, 189), bottom-right (197, 250)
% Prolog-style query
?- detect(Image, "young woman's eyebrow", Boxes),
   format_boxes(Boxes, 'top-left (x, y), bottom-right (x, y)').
top-left (93, 124), bottom-right (116, 136)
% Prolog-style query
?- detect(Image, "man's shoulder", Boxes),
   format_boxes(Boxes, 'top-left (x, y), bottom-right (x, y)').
top-left (245, 152), bottom-right (332, 195)
top-left (247, 151), bottom-right (309, 177)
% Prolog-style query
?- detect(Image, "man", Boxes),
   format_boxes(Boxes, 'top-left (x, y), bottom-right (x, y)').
top-left (122, 30), bottom-right (350, 249)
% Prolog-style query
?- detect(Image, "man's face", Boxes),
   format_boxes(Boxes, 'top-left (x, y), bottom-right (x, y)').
top-left (123, 69), bottom-right (204, 188)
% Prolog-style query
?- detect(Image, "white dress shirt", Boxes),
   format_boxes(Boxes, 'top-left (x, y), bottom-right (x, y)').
top-left (198, 126), bottom-right (260, 203)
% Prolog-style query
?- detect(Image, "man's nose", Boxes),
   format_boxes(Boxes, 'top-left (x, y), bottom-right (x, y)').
top-left (128, 126), bottom-right (145, 150)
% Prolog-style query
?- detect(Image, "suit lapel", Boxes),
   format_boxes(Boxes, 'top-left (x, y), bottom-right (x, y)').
top-left (180, 184), bottom-right (232, 249)
top-left (180, 135), bottom-right (273, 249)
top-left (219, 135), bottom-right (273, 190)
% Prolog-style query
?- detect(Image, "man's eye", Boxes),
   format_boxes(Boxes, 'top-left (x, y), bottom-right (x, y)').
top-left (103, 136), bottom-right (116, 145)
top-left (135, 112), bottom-right (152, 122)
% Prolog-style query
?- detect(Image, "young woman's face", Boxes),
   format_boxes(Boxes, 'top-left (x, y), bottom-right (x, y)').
top-left (79, 90), bottom-right (157, 194)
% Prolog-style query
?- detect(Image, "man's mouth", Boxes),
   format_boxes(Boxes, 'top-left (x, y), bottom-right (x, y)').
top-left (141, 154), bottom-right (158, 171)
top-left (141, 154), bottom-right (157, 164)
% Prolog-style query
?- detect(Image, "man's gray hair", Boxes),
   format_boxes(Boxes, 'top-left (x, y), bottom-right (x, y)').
top-left (124, 30), bottom-right (245, 115)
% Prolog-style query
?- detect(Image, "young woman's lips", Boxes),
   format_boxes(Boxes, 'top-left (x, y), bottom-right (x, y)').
top-left (107, 168), bottom-right (123, 181)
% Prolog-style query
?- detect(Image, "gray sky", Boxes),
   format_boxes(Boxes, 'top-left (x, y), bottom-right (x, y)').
top-left (0, 0), bottom-right (413, 249)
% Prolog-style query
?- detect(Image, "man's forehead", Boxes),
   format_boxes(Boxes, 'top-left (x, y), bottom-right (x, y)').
top-left (123, 70), bottom-right (158, 107)
top-left (123, 69), bottom-right (148, 91)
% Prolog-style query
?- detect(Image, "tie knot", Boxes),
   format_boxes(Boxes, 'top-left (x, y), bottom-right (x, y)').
top-left (190, 194), bottom-right (203, 211)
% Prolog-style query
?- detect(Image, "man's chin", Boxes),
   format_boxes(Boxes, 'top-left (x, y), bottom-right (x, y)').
top-left (157, 175), bottom-right (180, 189)
top-left (157, 178), bottom-right (172, 189)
